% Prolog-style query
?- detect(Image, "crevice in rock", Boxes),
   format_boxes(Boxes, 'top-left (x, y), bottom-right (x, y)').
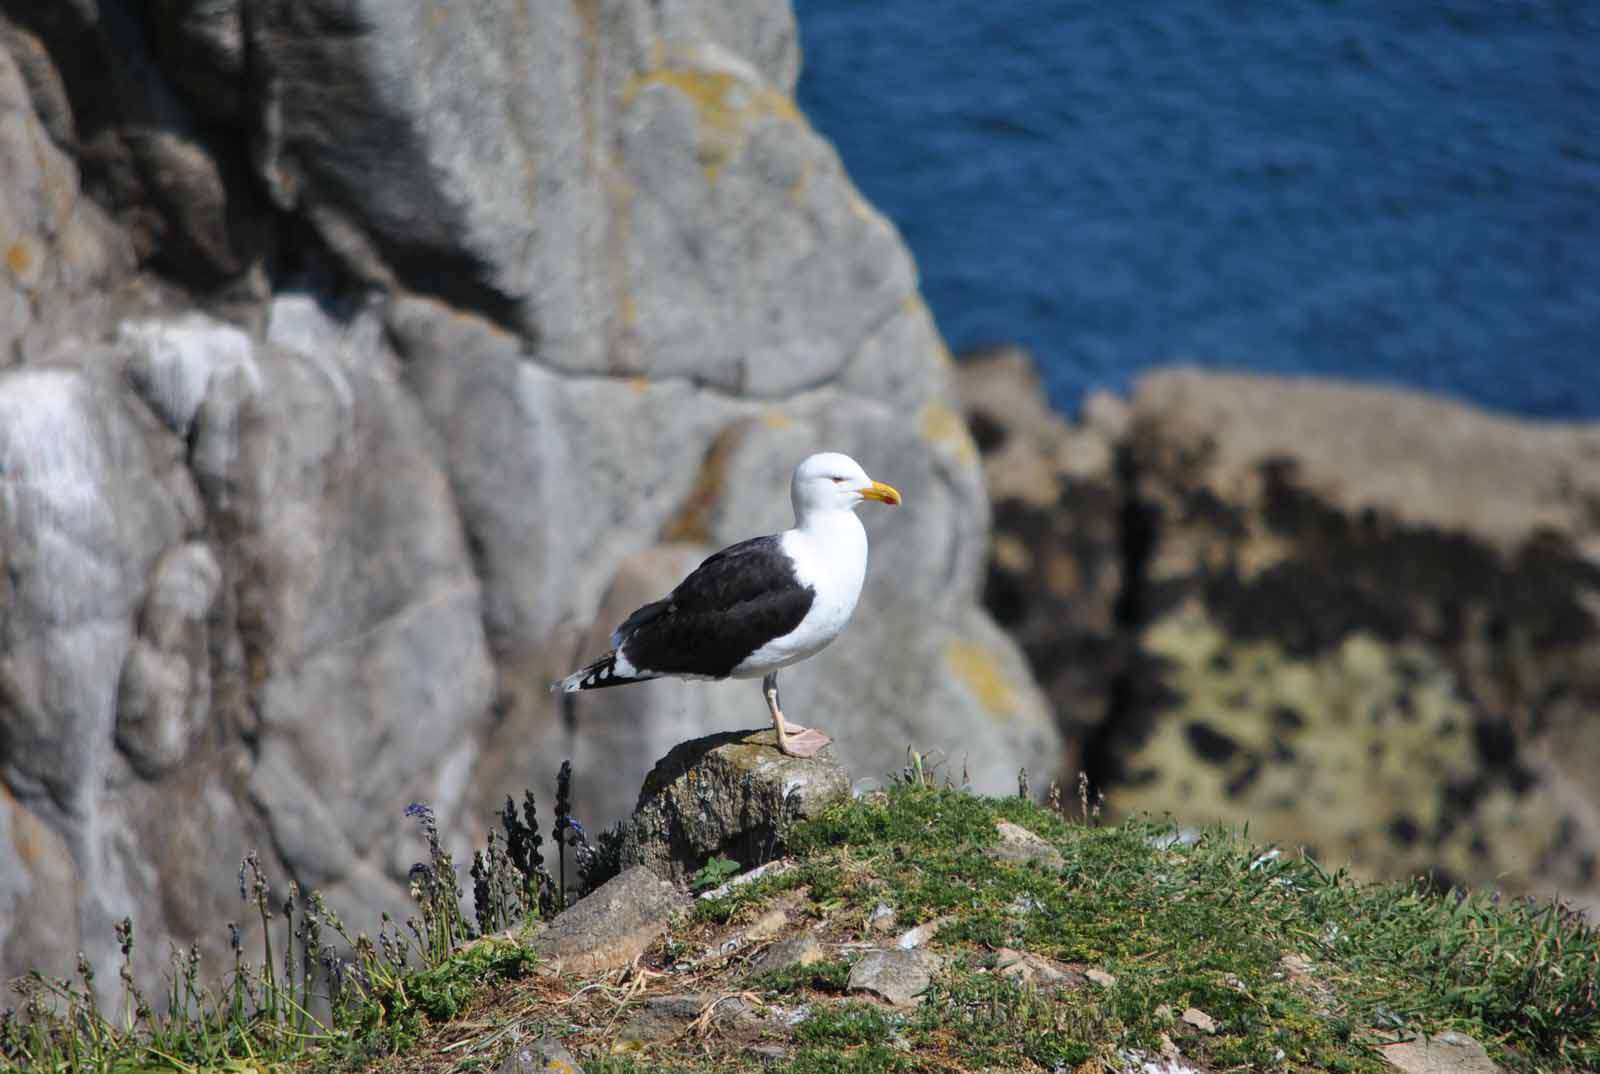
top-left (1080, 438), bottom-right (1161, 794)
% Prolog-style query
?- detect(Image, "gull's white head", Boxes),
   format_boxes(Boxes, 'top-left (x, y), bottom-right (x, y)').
top-left (791, 451), bottom-right (902, 522)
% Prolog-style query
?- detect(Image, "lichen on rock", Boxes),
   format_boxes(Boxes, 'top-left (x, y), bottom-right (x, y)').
top-left (619, 729), bottom-right (850, 884)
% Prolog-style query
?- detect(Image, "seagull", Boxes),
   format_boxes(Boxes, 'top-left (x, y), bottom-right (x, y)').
top-left (557, 452), bottom-right (902, 757)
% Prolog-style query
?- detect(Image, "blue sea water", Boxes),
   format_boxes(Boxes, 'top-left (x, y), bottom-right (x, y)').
top-left (795, 2), bottom-right (1600, 421)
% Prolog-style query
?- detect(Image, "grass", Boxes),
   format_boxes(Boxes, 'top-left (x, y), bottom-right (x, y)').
top-left (4, 778), bottom-right (1597, 1073)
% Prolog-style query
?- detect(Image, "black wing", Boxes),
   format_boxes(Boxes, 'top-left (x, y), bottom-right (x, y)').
top-left (616, 535), bottom-right (815, 679)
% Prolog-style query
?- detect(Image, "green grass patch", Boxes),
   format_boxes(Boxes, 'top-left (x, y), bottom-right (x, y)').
top-left (785, 786), bottom-right (1600, 1072)
top-left (7, 781), bottom-right (1597, 1073)
top-left (747, 958), bottom-right (854, 996)
top-left (692, 865), bottom-right (808, 927)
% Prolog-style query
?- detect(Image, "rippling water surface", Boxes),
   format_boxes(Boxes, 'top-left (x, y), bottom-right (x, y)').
top-left (796, 2), bottom-right (1600, 420)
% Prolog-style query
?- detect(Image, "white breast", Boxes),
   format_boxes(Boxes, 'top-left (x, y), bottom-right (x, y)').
top-left (729, 513), bottom-right (868, 678)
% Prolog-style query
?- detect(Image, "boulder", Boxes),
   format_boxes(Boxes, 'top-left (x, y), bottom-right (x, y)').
top-left (986, 820), bottom-right (1064, 869)
top-left (618, 729), bottom-right (850, 883)
top-left (532, 865), bottom-right (690, 975)
top-left (1380, 1030), bottom-right (1501, 1074)
top-left (846, 948), bottom-right (940, 1007)
top-left (0, 0), bottom-right (1059, 997)
top-left (1109, 370), bottom-right (1600, 900)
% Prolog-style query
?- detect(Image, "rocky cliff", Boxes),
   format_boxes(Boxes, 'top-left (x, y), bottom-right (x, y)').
top-left (0, 1), bottom-right (1059, 994)
top-left (963, 348), bottom-right (1600, 911)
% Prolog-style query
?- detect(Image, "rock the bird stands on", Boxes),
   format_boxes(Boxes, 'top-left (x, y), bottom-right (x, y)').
top-left (558, 452), bottom-right (902, 757)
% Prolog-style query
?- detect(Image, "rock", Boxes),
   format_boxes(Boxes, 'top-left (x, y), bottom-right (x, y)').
top-left (615, 994), bottom-right (715, 1043)
top-left (395, 292), bottom-right (1059, 832)
top-left (747, 935), bottom-right (825, 978)
top-left (532, 866), bottom-right (690, 975)
top-left (147, 0), bottom-right (248, 124)
top-left (987, 820), bottom-right (1064, 869)
top-left (846, 949), bottom-right (940, 1007)
top-left (959, 345), bottom-right (1600, 906)
top-left (1380, 1030), bottom-right (1501, 1074)
top-left (956, 346), bottom-right (1126, 782)
top-left (1180, 1007), bottom-right (1217, 1034)
top-left (0, 0), bottom-right (1058, 998)
top-left (993, 948), bottom-right (1082, 989)
top-left (0, 789), bottom-right (81, 985)
top-left (1084, 968), bottom-right (1117, 988)
top-left (0, 28), bottom-right (132, 357)
top-left (697, 859), bottom-right (797, 902)
top-left (1106, 369), bottom-right (1600, 900)
top-left (895, 917), bottom-right (951, 950)
top-left (618, 729), bottom-right (850, 884)
top-left (0, 367), bottom-right (190, 808)
top-left (620, 993), bottom-right (731, 1043)
top-left (497, 1036), bottom-right (585, 1074)
top-left (247, 0), bottom-right (896, 391)
top-left (743, 904), bottom-right (797, 942)
top-left (115, 542), bottom-right (222, 778)
top-left (5, 2), bottom-right (267, 283)
top-left (615, 991), bottom-right (801, 1045)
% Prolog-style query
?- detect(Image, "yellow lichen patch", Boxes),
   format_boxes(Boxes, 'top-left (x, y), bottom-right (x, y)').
top-left (894, 297), bottom-right (957, 368)
top-left (6, 239), bottom-right (35, 279)
top-left (762, 409), bottom-right (796, 429)
top-left (846, 189), bottom-right (879, 224)
top-left (943, 638), bottom-right (1016, 718)
top-left (992, 533), bottom-right (1032, 574)
top-left (1116, 603), bottom-right (1487, 884)
top-left (919, 401), bottom-right (978, 466)
top-left (786, 158), bottom-right (814, 205)
top-left (660, 422), bottom-right (751, 544)
top-left (624, 66), bottom-right (801, 185)
top-left (625, 375), bottom-right (651, 394)
top-left (0, 784), bottom-right (30, 867)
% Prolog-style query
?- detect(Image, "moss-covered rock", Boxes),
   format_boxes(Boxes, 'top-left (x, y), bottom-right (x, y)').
top-left (618, 728), bottom-right (849, 883)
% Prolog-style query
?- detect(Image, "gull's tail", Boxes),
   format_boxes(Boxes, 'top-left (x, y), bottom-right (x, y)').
top-left (553, 650), bottom-right (654, 693)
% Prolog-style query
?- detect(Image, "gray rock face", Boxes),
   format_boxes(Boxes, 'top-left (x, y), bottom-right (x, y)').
top-left (0, 23), bottom-right (132, 356)
top-left (4, 2), bottom-right (266, 285)
top-left (619, 729), bottom-right (850, 883)
top-left (0, 0), bottom-right (1059, 996)
top-left (532, 866), bottom-right (690, 975)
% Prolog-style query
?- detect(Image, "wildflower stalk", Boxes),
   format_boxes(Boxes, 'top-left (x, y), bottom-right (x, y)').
top-left (241, 851), bottom-right (277, 1023)
top-left (554, 761), bottom-right (575, 911)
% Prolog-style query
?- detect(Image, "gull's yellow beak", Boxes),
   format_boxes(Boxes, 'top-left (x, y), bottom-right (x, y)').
top-left (860, 480), bottom-right (903, 506)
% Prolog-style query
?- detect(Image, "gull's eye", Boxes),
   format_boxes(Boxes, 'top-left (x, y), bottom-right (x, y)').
top-left (830, 476), bottom-right (847, 484)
